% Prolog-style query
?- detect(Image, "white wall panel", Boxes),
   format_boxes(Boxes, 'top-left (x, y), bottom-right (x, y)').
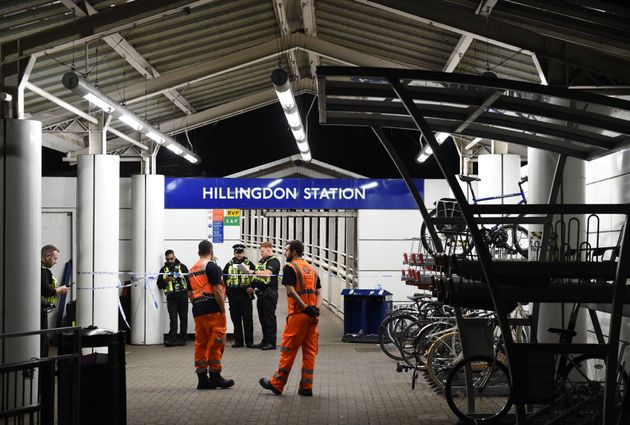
top-left (119, 177), bottom-right (132, 208)
top-left (42, 177), bottom-right (76, 208)
top-left (358, 210), bottom-right (422, 239)
top-left (164, 209), bottom-right (208, 240)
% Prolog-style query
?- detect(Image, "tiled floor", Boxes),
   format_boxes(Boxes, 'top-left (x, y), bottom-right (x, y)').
top-left (125, 291), bottom-right (457, 425)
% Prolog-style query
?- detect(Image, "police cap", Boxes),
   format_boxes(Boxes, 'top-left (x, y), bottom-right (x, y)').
top-left (232, 243), bottom-right (246, 252)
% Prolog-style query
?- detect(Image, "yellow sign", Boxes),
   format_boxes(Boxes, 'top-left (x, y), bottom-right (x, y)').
top-left (226, 209), bottom-right (240, 217)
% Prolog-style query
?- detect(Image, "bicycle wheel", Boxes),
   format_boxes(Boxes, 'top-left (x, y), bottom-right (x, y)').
top-left (378, 313), bottom-right (417, 361)
top-left (425, 330), bottom-right (462, 392)
top-left (510, 225), bottom-right (529, 259)
top-left (412, 321), bottom-right (454, 366)
top-left (445, 355), bottom-right (512, 423)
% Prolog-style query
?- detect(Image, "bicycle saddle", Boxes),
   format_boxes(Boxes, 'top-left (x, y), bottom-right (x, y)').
top-left (457, 174), bottom-right (480, 183)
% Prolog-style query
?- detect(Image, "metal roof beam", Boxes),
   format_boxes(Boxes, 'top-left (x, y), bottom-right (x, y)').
top-left (106, 34), bottom-right (403, 104)
top-left (272, 0), bottom-right (301, 80)
top-left (357, 0), bottom-right (630, 81)
top-left (301, 0), bottom-right (319, 79)
top-left (442, 0), bottom-right (497, 73)
top-left (60, 0), bottom-right (196, 116)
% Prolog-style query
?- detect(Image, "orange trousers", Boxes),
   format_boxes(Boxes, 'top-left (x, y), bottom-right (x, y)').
top-left (194, 312), bottom-right (226, 373)
top-left (269, 313), bottom-right (319, 392)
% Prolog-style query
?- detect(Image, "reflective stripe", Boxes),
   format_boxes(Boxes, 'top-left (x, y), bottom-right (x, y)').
top-left (302, 369), bottom-right (314, 375)
top-left (226, 259), bottom-right (252, 286)
top-left (163, 263), bottom-right (187, 293)
top-left (300, 378), bottom-right (313, 384)
top-left (214, 338), bottom-right (224, 344)
top-left (281, 346), bottom-right (292, 352)
top-left (195, 367), bottom-right (207, 373)
top-left (273, 373), bottom-right (288, 383)
top-left (195, 361), bottom-right (207, 367)
top-left (292, 262), bottom-right (304, 293)
top-left (278, 367), bottom-right (291, 374)
top-left (208, 360), bottom-right (221, 365)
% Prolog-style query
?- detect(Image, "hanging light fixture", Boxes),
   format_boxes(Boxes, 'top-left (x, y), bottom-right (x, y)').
top-left (416, 132), bottom-right (450, 163)
top-left (271, 68), bottom-right (311, 162)
top-left (62, 71), bottom-right (201, 164)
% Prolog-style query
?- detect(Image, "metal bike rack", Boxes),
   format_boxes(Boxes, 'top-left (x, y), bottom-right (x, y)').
top-left (316, 66), bottom-right (630, 425)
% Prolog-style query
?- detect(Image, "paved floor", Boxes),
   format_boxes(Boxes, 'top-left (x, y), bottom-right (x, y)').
top-left (125, 290), bottom-right (457, 425)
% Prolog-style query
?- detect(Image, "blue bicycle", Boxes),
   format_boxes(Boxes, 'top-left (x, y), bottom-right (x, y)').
top-left (420, 175), bottom-right (529, 259)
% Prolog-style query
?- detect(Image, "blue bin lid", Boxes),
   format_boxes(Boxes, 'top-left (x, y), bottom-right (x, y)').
top-left (340, 288), bottom-right (392, 297)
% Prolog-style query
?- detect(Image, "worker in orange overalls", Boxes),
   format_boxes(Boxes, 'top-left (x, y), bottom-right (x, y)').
top-left (259, 239), bottom-right (322, 396)
top-left (188, 240), bottom-right (234, 390)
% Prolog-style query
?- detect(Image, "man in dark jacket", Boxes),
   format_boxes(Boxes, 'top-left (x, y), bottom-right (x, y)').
top-left (157, 250), bottom-right (190, 346)
top-left (223, 243), bottom-right (256, 347)
top-left (41, 244), bottom-right (70, 355)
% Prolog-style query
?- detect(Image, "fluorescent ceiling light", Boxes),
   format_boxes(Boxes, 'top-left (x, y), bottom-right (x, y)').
top-left (118, 114), bottom-right (143, 131)
top-left (184, 154), bottom-right (198, 163)
top-left (291, 127), bottom-right (306, 141)
top-left (83, 92), bottom-right (116, 113)
top-left (285, 109), bottom-right (301, 128)
top-left (166, 144), bottom-right (183, 155)
top-left (276, 89), bottom-right (295, 109)
top-left (296, 140), bottom-right (309, 153)
top-left (146, 131), bottom-right (164, 144)
top-left (300, 151), bottom-right (312, 161)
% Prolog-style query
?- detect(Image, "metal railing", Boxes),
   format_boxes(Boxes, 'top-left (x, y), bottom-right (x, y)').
top-left (1, 327), bottom-right (81, 425)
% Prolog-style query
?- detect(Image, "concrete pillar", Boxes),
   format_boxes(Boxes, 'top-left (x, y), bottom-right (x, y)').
top-left (0, 118), bottom-right (41, 373)
top-left (528, 148), bottom-right (586, 342)
top-left (76, 154), bottom-right (120, 331)
top-left (131, 175), bottom-right (165, 345)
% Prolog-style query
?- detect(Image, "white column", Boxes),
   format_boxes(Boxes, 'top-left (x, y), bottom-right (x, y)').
top-left (0, 118), bottom-right (41, 369)
top-left (478, 154), bottom-right (521, 203)
top-left (131, 175), bottom-right (165, 345)
top-left (528, 148), bottom-right (586, 342)
top-left (77, 154), bottom-right (120, 331)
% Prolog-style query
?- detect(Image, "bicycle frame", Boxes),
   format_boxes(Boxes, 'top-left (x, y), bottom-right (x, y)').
top-left (465, 177), bottom-right (527, 206)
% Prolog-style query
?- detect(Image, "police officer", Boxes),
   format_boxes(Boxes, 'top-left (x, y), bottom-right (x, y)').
top-left (223, 243), bottom-right (255, 348)
top-left (248, 241), bottom-right (281, 350)
top-left (41, 244), bottom-right (70, 356)
top-left (157, 250), bottom-right (190, 346)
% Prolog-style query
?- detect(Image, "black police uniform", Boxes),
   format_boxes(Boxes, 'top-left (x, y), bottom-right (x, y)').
top-left (223, 244), bottom-right (256, 347)
top-left (157, 259), bottom-right (190, 346)
top-left (251, 255), bottom-right (281, 349)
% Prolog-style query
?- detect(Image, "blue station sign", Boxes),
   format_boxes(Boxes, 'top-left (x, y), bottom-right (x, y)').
top-left (165, 178), bottom-right (424, 210)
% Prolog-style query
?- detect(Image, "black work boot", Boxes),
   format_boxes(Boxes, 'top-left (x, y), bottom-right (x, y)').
top-left (208, 371), bottom-right (235, 389)
top-left (196, 372), bottom-right (211, 390)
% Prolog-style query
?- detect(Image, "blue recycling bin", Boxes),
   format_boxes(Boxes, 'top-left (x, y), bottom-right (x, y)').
top-left (341, 288), bottom-right (392, 342)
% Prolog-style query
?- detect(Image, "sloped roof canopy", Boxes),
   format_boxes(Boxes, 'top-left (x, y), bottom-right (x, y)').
top-left (317, 66), bottom-right (630, 161)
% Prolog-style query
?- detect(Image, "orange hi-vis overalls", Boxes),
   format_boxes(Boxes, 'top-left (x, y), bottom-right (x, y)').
top-left (189, 259), bottom-right (227, 374)
top-left (269, 259), bottom-right (319, 392)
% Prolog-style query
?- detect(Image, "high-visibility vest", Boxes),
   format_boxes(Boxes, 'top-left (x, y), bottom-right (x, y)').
top-left (253, 257), bottom-right (273, 286)
top-left (226, 259), bottom-right (252, 287)
top-left (162, 263), bottom-right (187, 294)
top-left (189, 259), bottom-right (224, 301)
top-left (285, 259), bottom-right (318, 315)
top-left (41, 265), bottom-right (57, 306)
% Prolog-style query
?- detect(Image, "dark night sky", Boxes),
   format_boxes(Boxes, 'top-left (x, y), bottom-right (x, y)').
top-left (42, 94), bottom-right (459, 179)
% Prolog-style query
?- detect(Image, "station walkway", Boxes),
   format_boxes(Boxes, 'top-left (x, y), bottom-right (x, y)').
top-left (125, 290), bottom-right (456, 425)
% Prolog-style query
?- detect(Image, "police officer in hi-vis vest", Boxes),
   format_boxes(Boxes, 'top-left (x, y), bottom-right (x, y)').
top-left (157, 250), bottom-right (190, 346)
top-left (260, 239), bottom-right (322, 396)
top-left (222, 243), bottom-right (256, 348)
top-left (41, 244), bottom-right (70, 356)
top-left (247, 241), bottom-right (281, 350)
